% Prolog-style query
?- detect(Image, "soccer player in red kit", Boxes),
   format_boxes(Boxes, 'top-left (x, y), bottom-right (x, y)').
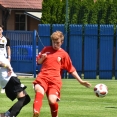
top-left (33, 31), bottom-right (91, 117)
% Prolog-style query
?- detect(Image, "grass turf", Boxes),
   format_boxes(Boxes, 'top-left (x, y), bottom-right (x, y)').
top-left (0, 78), bottom-right (117, 117)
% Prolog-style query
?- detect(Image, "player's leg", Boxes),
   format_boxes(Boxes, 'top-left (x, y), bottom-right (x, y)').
top-left (48, 95), bottom-right (58, 117)
top-left (9, 91), bottom-right (30, 116)
top-left (46, 88), bottom-right (60, 117)
top-left (4, 76), bottom-right (30, 117)
top-left (33, 84), bottom-right (45, 117)
top-left (5, 93), bottom-right (30, 117)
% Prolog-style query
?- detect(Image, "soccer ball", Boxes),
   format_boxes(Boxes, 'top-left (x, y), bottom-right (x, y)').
top-left (94, 84), bottom-right (108, 97)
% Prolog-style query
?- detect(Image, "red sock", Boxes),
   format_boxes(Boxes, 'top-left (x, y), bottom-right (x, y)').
top-left (33, 92), bottom-right (44, 113)
top-left (49, 102), bottom-right (58, 117)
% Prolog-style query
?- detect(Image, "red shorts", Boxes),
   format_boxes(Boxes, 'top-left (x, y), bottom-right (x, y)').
top-left (33, 77), bottom-right (62, 101)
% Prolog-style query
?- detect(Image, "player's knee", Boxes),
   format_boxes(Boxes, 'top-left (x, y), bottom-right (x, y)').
top-left (49, 100), bottom-right (56, 105)
top-left (48, 95), bottom-right (57, 104)
top-left (34, 84), bottom-right (44, 94)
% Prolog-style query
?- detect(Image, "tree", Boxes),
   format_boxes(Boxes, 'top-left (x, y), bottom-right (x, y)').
top-left (79, 0), bottom-right (90, 24)
top-left (41, 0), bottom-right (53, 24)
top-left (41, 0), bottom-right (65, 24)
top-left (69, 0), bottom-right (81, 24)
top-left (88, 0), bottom-right (98, 24)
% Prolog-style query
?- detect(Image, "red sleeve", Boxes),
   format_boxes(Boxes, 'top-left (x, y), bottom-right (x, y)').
top-left (61, 53), bottom-right (76, 73)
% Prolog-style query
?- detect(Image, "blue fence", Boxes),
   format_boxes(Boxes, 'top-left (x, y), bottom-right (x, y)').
top-left (3, 30), bottom-right (37, 77)
top-left (84, 25), bottom-right (98, 79)
top-left (69, 25), bottom-right (83, 77)
top-left (3, 24), bottom-right (117, 79)
top-left (99, 25), bottom-right (114, 79)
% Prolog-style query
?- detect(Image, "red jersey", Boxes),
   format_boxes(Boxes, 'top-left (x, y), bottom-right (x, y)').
top-left (35, 46), bottom-right (75, 90)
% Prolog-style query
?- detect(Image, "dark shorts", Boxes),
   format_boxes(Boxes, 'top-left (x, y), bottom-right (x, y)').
top-left (4, 76), bottom-right (27, 101)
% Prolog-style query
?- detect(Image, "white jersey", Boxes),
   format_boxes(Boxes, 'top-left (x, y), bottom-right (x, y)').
top-left (0, 36), bottom-right (10, 57)
top-left (0, 56), bottom-right (17, 88)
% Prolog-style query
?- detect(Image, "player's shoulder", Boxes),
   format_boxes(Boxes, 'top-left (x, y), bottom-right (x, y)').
top-left (60, 48), bottom-right (68, 54)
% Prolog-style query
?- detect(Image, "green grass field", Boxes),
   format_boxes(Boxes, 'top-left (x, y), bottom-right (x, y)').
top-left (0, 78), bottom-right (117, 117)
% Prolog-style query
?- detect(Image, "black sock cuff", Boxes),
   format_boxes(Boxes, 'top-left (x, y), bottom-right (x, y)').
top-left (18, 94), bottom-right (30, 105)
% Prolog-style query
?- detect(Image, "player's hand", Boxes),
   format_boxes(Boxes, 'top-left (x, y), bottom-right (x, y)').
top-left (36, 53), bottom-right (47, 64)
top-left (8, 70), bottom-right (12, 76)
top-left (80, 81), bottom-right (91, 88)
top-left (41, 53), bottom-right (47, 61)
top-left (7, 67), bottom-right (13, 76)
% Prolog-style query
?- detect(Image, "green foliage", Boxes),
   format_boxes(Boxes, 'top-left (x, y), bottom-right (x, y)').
top-left (69, 0), bottom-right (81, 24)
top-left (41, 0), bottom-right (52, 24)
top-left (99, 1), bottom-right (108, 24)
top-left (88, 1), bottom-right (98, 24)
top-left (56, 0), bottom-right (65, 23)
top-left (80, 0), bottom-right (91, 24)
top-left (41, 0), bottom-right (65, 24)
top-left (107, 3), bottom-right (117, 25)
top-left (41, 0), bottom-right (117, 26)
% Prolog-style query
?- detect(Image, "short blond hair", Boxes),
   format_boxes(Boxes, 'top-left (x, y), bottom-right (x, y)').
top-left (51, 31), bottom-right (64, 41)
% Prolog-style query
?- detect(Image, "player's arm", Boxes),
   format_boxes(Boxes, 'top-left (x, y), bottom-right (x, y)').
top-left (6, 37), bottom-right (11, 61)
top-left (36, 47), bottom-right (47, 64)
top-left (7, 46), bottom-right (11, 57)
top-left (71, 71), bottom-right (91, 88)
top-left (7, 46), bottom-right (11, 61)
top-left (62, 53), bottom-right (91, 88)
top-left (37, 53), bottom-right (47, 64)
top-left (0, 61), bottom-right (12, 71)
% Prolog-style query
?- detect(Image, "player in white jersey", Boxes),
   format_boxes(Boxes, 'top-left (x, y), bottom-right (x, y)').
top-left (0, 24), bottom-right (11, 60)
top-left (0, 24), bottom-right (11, 93)
top-left (0, 56), bottom-right (30, 117)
